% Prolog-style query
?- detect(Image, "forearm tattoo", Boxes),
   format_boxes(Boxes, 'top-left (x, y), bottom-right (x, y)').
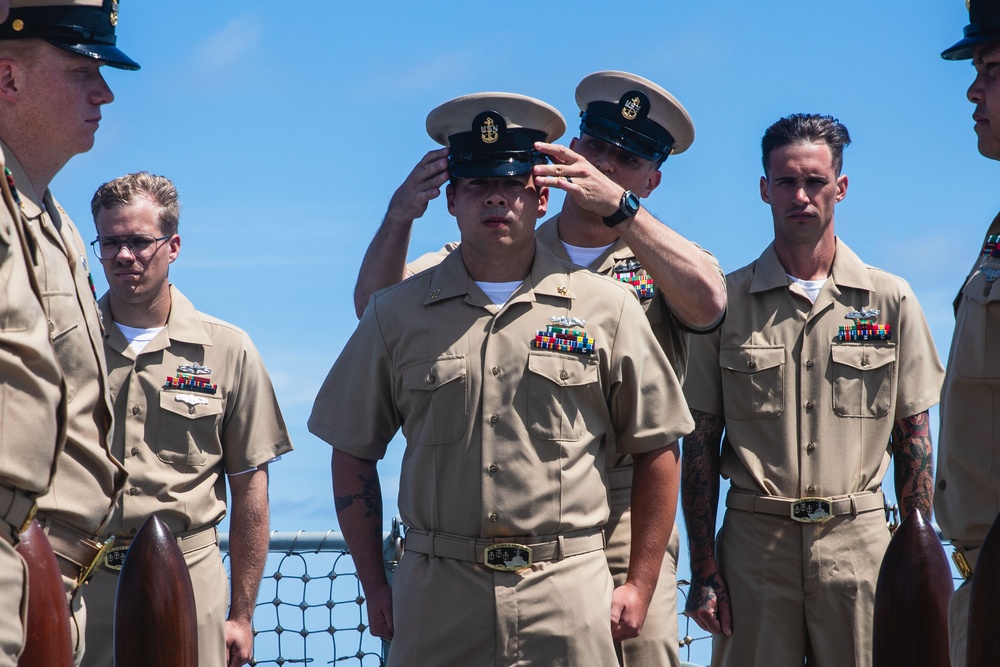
top-left (682, 409), bottom-right (725, 566)
top-left (890, 411), bottom-right (934, 519)
top-left (334, 474), bottom-right (383, 518)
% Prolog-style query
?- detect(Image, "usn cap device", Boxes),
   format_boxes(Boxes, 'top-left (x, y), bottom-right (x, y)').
top-left (426, 92), bottom-right (566, 179)
top-left (0, 0), bottom-right (139, 70)
top-left (576, 70), bottom-right (694, 163)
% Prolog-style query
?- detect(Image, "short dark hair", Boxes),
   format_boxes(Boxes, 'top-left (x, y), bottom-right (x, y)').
top-left (761, 114), bottom-right (851, 177)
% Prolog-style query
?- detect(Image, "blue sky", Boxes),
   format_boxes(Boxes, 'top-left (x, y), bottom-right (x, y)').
top-left (50, 1), bottom-right (982, 662)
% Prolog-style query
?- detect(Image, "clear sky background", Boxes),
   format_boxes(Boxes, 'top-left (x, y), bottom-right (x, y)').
top-left (51, 2), bottom-right (983, 662)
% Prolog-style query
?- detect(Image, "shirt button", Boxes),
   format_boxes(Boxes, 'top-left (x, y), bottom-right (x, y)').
top-left (559, 370), bottom-right (569, 380)
top-left (748, 360), bottom-right (757, 369)
top-left (130, 447), bottom-right (139, 456)
top-left (492, 367), bottom-right (500, 376)
top-left (938, 479), bottom-right (947, 491)
top-left (488, 464), bottom-right (499, 473)
top-left (426, 374), bottom-right (436, 384)
top-left (806, 485), bottom-right (816, 494)
top-left (131, 405), bottom-right (140, 416)
top-left (489, 513), bottom-right (498, 523)
top-left (128, 487), bottom-right (139, 496)
top-left (489, 414), bottom-right (499, 425)
top-left (805, 359), bottom-right (814, 368)
top-left (806, 443), bottom-right (815, 453)
top-left (806, 401), bottom-right (814, 410)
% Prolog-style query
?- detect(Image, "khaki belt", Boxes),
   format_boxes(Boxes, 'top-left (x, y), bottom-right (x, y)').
top-left (0, 483), bottom-right (37, 540)
top-left (952, 546), bottom-right (980, 580)
top-left (40, 514), bottom-right (112, 587)
top-left (404, 527), bottom-right (605, 572)
top-left (606, 466), bottom-right (634, 490)
top-left (726, 489), bottom-right (885, 523)
top-left (102, 524), bottom-right (219, 573)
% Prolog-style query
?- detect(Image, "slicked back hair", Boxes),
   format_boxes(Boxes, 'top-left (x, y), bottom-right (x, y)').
top-left (761, 114), bottom-right (851, 177)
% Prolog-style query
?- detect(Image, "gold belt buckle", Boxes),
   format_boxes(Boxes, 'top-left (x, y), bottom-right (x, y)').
top-left (102, 544), bottom-right (130, 572)
top-left (483, 543), bottom-right (533, 572)
top-left (17, 501), bottom-right (37, 534)
top-left (79, 537), bottom-right (116, 586)
top-left (791, 497), bottom-right (833, 523)
top-left (953, 550), bottom-right (973, 580)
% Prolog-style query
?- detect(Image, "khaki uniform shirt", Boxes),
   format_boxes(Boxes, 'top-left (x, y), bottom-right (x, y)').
top-left (98, 286), bottom-right (293, 537)
top-left (935, 213), bottom-right (1000, 548)
top-left (310, 241), bottom-right (693, 537)
top-left (0, 149), bottom-right (64, 500)
top-left (685, 239), bottom-right (943, 498)
top-left (1, 144), bottom-right (125, 535)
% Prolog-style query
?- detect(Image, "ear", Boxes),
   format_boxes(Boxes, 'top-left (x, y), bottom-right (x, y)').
top-left (569, 136), bottom-right (579, 152)
top-left (640, 168), bottom-right (662, 198)
top-left (167, 234), bottom-right (181, 264)
top-left (0, 57), bottom-right (21, 103)
top-left (759, 175), bottom-right (770, 204)
top-left (536, 185), bottom-right (549, 219)
top-left (835, 174), bottom-right (848, 202)
top-left (445, 183), bottom-right (456, 217)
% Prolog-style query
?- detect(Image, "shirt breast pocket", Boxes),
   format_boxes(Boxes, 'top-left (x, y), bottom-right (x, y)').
top-left (400, 356), bottom-right (467, 445)
top-left (955, 270), bottom-right (1000, 378)
top-left (156, 391), bottom-right (223, 466)
top-left (527, 351), bottom-right (600, 441)
top-left (830, 344), bottom-right (895, 418)
top-left (720, 345), bottom-right (784, 419)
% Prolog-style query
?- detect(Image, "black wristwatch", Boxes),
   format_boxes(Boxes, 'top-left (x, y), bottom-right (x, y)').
top-left (603, 190), bottom-right (641, 228)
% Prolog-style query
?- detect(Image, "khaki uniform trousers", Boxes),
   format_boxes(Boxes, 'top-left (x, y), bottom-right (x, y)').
top-left (604, 483), bottom-right (680, 667)
top-left (389, 548), bottom-right (617, 667)
top-left (711, 508), bottom-right (889, 667)
top-left (948, 580), bottom-right (971, 667)
top-left (80, 540), bottom-right (227, 667)
top-left (0, 538), bottom-right (27, 667)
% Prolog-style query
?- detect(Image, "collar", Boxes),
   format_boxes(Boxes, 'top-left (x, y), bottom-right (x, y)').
top-left (539, 213), bottom-right (633, 273)
top-left (100, 285), bottom-right (213, 356)
top-left (749, 238), bottom-right (874, 295)
top-left (422, 239), bottom-right (578, 307)
top-left (0, 139), bottom-right (45, 220)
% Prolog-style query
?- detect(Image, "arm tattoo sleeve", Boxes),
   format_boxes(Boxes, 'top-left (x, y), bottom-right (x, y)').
top-left (890, 411), bottom-right (934, 519)
top-left (682, 409), bottom-right (726, 568)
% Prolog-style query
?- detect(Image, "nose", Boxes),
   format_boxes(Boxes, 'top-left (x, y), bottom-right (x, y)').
top-left (93, 70), bottom-right (114, 106)
top-left (114, 243), bottom-right (136, 262)
top-left (484, 187), bottom-right (508, 207)
top-left (793, 185), bottom-right (809, 204)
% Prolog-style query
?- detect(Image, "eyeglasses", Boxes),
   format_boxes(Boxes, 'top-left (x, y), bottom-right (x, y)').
top-left (91, 235), bottom-right (170, 260)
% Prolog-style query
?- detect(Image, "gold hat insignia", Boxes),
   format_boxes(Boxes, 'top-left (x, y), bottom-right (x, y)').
top-left (621, 96), bottom-right (641, 121)
top-left (481, 116), bottom-right (499, 144)
top-left (110, 0), bottom-right (118, 26)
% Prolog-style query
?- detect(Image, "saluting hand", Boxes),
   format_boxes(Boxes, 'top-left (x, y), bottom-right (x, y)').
top-left (385, 147), bottom-right (450, 225)
top-left (532, 141), bottom-right (623, 219)
top-left (684, 566), bottom-right (733, 637)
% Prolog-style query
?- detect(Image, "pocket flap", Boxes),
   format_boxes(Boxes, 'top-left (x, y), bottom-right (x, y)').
top-left (401, 356), bottom-right (466, 391)
top-left (830, 344), bottom-right (895, 371)
top-left (527, 351), bottom-right (599, 387)
top-left (720, 345), bottom-right (784, 374)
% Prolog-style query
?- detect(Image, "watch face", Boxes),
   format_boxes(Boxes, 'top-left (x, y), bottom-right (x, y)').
top-left (624, 191), bottom-right (640, 215)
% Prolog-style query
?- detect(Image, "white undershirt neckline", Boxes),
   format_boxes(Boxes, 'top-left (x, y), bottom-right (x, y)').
top-left (114, 322), bottom-right (164, 354)
top-left (561, 240), bottom-right (615, 269)
top-left (475, 280), bottom-right (524, 306)
top-left (788, 275), bottom-right (827, 303)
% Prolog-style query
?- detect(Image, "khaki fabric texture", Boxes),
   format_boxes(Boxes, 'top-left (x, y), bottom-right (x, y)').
top-left (96, 286), bottom-right (292, 536)
top-left (0, 541), bottom-right (27, 667)
top-left (406, 216), bottom-right (711, 665)
top-left (81, 541), bottom-right (228, 667)
top-left (311, 242), bottom-right (691, 660)
top-left (948, 581), bottom-right (971, 667)
top-left (1, 144), bottom-right (126, 538)
top-left (684, 238), bottom-right (943, 667)
top-left (935, 212), bottom-right (1000, 550)
top-left (685, 239), bottom-right (943, 498)
top-left (0, 148), bottom-right (64, 499)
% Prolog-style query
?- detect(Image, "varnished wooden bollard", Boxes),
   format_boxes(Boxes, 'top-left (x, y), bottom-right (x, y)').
top-left (114, 515), bottom-right (197, 667)
top-left (15, 519), bottom-right (72, 667)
